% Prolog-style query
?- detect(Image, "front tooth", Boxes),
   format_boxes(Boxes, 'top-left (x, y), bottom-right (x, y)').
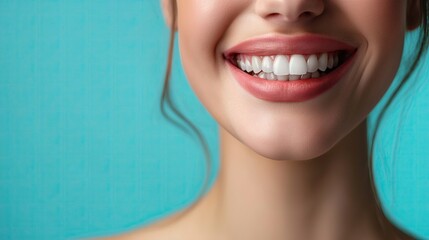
top-left (245, 57), bottom-right (253, 72)
top-left (327, 54), bottom-right (334, 69)
top-left (289, 54), bottom-right (307, 75)
top-left (262, 56), bottom-right (273, 73)
top-left (258, 72), bottom-right (266, 79)
top-left (273, 55), bottom-right (289, 75)
top-left (318, 53), bottom-right (328, 71)
top-left (252, 56), bottom-right (262, 73)
top-left (307, 55), bottom-right (318, 73)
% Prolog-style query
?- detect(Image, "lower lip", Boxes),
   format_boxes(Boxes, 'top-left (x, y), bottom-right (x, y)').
top-left (226, 53), bottom-right (356, 102)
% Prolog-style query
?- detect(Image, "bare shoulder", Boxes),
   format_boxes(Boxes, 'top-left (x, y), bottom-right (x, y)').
top-left (86, 212), bottom-right (189, 240)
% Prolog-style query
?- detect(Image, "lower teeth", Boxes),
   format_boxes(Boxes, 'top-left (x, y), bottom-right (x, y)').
top-left (251, 70), bottom-right (327, 81)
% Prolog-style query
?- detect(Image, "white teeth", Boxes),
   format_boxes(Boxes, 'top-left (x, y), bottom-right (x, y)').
top-left (307, 55), bottom-right (318, 73)
top-left (289, 54), bottom-right (307, 75)
top-left (318, 53), bottom-right (328, 71)
top-left (236, 51), bottom-right (342, 81)
top-left (252, 56), bottom-right (262, 73)
top-left (253, 71), bottom-right (321, 81)
top-left (245, 57), bottom-right (253, 72)
top-left (262, 56), bottom-right (273, 73)
top-left (239, 60), bottom-right (246, 71)
top-left (327, 54), bottom-right (334, 69)
top-left (273, 55), bottom-right (289, 75)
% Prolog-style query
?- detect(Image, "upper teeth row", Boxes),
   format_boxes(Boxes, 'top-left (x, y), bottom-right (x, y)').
top-left (236, 53), bottom-right (339, 76)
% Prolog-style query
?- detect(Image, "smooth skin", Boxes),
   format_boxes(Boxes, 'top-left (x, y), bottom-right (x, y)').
top-left (97, 0), bottom-right (422, 239)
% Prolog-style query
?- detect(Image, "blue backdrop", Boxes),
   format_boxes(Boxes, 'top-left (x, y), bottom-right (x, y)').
top-left (0, 1), bottom-right (428, 239)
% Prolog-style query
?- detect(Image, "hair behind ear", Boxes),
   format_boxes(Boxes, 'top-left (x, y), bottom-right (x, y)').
top-left (407, 0), bottom-right (423, 30)
top-left (161, 0), bottom-right (177, 30)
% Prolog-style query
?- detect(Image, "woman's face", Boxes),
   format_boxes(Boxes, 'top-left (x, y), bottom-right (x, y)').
top-left (164, 0), bottom-right (419, 160)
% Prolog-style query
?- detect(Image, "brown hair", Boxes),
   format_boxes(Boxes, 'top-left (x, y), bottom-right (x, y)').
top-left (160, 1), bottom-right (429, 237)
top-left (367, 1), bottom-right (429, 237)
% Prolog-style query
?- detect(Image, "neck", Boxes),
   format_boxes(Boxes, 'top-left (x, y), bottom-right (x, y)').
top-left (182, 121), bottom-right (391, 240)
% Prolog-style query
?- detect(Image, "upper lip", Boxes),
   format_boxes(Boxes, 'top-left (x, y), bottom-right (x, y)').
top-left (223, 33), bottom-right (357, 60)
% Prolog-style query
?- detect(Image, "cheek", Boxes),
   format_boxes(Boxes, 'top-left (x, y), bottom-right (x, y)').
top-left (176, 0), bottom-right (248, 121)
top-left (177, 0), bottom-right (243, 67)
top-left (341, 0), bottom-right (406, 116)
top-left (339, 0), bottom-right (406, 37)
top-left (345, 0), bottom-right (406, 65)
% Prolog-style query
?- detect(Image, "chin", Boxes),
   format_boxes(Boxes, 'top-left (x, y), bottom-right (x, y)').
top-left (232, 125), bottom-right (341, 161)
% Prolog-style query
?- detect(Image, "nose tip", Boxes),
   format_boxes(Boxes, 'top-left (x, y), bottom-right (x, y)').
top-left (255, 0), bottom-right (325, 23)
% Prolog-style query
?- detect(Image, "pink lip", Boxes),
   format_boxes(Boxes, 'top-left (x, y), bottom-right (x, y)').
top-left (223, 34), bottom-right (356, 57)
top-left (223, 34), bottom-right (358, 102)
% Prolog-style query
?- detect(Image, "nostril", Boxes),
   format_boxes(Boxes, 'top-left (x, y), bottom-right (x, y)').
top-left (301, 11), bottom-right (315, 18)
top-left (255, 1), bottom-right (325, 23)
top-left (265, 11), bottom-right (318, 23)
top-left (265, 13), bottom-right (285, 21)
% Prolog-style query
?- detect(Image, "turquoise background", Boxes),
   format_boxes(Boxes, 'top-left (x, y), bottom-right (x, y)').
top-left (0, 1), bottom-right (428, 239)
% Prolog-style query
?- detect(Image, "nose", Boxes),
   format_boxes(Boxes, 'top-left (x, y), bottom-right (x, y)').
top-left (255, 0), bottom-right (325, 23)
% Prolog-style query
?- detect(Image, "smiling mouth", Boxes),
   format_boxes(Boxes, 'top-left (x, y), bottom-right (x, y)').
top-left (229, 51), bottom-right (353, 81)
top-left (222, 34), bottom-right (358, 102)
